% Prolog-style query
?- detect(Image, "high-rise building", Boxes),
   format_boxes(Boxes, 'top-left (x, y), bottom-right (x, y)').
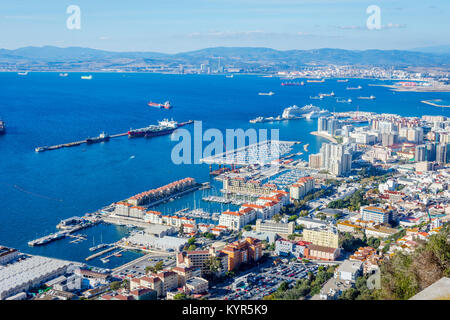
top-left (319, 143), bottom-right (352, 176)
top-left (415, 144), bottom-right (426, 162)
top-left (426, 143), bottom-right (436, 161)
top-left (436, 143), bottom-right (448, 164)
top-left (318, 117), bottom-right (328, 133)
top-left (327, 118), bottom-right (340, 136)
top-left (381, 133), bottom-right (396, 147)
top-left (309, 154), bottom-right (322, 169)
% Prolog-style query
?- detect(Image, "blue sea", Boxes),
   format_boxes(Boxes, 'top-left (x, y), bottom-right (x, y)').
top-left (0, 72), bottom-right (449, 268)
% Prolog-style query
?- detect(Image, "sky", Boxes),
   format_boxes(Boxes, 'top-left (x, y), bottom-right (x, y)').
top-left (0, 0), bottom-right (449, 53)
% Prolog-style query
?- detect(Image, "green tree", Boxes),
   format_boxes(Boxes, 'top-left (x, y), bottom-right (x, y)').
top-left (273, 214), bottom-right (282, 223)
top-left (110, 281), bottom-right (121, 291)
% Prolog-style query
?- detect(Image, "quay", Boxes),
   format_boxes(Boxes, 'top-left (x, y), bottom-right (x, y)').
top-left (85, 246), bottom-right (118, 261)
top-left (35, 120), bottom-right (194, 153)
top-left (421, 99), bottom-right (450, 108)
top-left (34, 132), bottom-right (128, 153)
top-left (28, 219), bottom-right (100, 247)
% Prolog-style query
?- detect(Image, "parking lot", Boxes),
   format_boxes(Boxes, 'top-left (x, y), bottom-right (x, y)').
top-left (218, 262), bottom-right (319, 300)
top-left (111, 255), bottom-right (175, 279)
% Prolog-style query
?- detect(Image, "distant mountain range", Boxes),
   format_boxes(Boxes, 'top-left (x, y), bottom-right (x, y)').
top-left (1, 46), bottom-right (450, 71)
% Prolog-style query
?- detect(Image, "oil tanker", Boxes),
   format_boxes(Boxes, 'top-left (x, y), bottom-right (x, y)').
top-left (128, 119), bottom-right (193, 138)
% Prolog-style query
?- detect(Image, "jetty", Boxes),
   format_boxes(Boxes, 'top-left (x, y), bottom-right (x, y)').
top-left (85, 246), bottom-right (117, 261)
top-left (421, 99), bottom-right (450, 108)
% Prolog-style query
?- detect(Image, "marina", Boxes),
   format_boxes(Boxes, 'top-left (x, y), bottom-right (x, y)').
top-left (200, 140), bottom-right (299, 166)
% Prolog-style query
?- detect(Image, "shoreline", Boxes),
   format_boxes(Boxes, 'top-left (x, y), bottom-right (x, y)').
top-left (368, 83), bottom-right (450, 93)
top-left (310, 131), bottom-right (338, 143)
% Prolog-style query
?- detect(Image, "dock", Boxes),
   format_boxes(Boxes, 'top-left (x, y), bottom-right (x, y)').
top-left (35, 132), bottom-right (128, 153)
top-left (35, 120), bottom-right (194, 153)
top-left (85, 246), bottom-right (118, 261)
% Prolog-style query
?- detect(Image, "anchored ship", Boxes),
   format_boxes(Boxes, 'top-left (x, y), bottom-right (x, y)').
top-left (86, 132), bottom-right (110, 144)
top-left (319, 91), bottom-right (335, 97)
top-left (307, 79), bottom-right (325, 83)
top-left (357, 95), bottom-right (376, 100)
top-left (258, 91), bottom-right (275, 96)
top-left (128, 119), bottom-right (192, 138)
top-left (148, 101), bottom-right (172, 109)
top-left (281, 82), bottom-right (302, 86)
top-left (81, 75), bottom-right (92, 80)
top-left (346, 85), bottom-right (362, 90)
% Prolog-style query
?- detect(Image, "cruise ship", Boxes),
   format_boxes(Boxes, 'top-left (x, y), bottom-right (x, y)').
top-left (0, 120), bottom-right (5, 134)
top-left (305, 109), bottom-right (331, 119)
top-left (281, 104), bottom-right (321, 119)
top-left (86, 132), bottom-right (110, 144)
top-left (128, 119), bottom-right (192, 138)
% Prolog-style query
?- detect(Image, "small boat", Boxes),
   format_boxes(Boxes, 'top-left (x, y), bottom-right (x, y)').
top-left (101, 258), bottom-right (109, 263)
top-left (59, 73), bottom-right (68, 77)
top-left (226, 75), bottom-right (234, 78)
top-left (18, 72), bottom-right (28, 76)
top-left (114, 253), bottom-right (122, 257)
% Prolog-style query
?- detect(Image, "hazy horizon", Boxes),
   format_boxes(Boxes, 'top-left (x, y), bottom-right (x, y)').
top-left (0, 1), bottom-right (449, 53)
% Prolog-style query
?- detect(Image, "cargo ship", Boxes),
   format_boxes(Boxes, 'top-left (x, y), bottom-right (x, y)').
top-left (307, 79), bottom-right (325, 83)
top-left (357, 95), bottom-right (376, 100)
top-left (0, 120), bottom-right (5, 134)
top-left (258, 91), bottom-right (275, 96)
top-left (86, 132), bottom-right (110, 144)
top-left (346, 85), bottom-right (362, 90)
top-left (148, 101), bottom-right (172, 109)
top-left (128, 119), bottom-right (192, 138)
top-left (319, 91), bottom-right (335, 97)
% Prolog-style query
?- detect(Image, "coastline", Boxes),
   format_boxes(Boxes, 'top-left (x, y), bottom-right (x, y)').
top-left (310, 131), bottom-right (338, 143)
top-left (368, 83), bottom-right (450, 93)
